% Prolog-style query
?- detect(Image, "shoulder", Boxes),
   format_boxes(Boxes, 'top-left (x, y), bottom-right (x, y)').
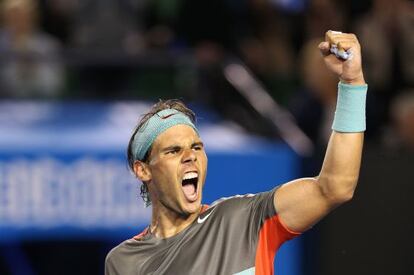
top-left (211, 193), bottom-right (256, 207)
top-left (105, 238), bottom-right (144, 274)
top-left (105, 238), bottom-right (141, 264)
top-left (209, 188), bottom-right (278, 214)
top-left (212, 188), bottom-right (277, 206)
top-left (207, 193), bottom-right (256, 213)
top-left (106, 226), bottom-right (153, 261)
top-left (106, 239), bottom-right (131, 261)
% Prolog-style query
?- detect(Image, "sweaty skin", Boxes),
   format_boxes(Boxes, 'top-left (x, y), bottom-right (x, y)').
top-left (274, 31), bottom-right (365, 232)
top-left (134, 125), bottom-right (208, 238)
top-left (107, 31), bottom-right (367, 275)
top-left (135, 31), bottom-right (366, 237)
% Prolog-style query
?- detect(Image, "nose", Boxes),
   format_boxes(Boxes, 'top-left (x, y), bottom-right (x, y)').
top-left (182, 148), bottom-right (197, 163)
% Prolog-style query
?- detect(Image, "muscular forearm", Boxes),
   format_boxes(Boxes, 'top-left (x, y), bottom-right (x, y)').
top-left (317, 75), bottom-right (367, 204)
top-left (317, 131), bottom-right (364, 204)
top-left (273, 32), bottom-right (368, 232)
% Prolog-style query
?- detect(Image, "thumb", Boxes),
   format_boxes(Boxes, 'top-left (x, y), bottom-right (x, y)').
top-left (318, 41), bottom-right (330, 56)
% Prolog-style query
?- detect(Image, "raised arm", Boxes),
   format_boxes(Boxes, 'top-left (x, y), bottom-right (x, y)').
top-left (274, 31), bottom-right (367, 233)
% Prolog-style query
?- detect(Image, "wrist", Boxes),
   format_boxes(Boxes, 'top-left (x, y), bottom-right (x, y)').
top-left (332, 82), bottom-right (368, 133)
top-left (340, 74), bottom-right (366, 86)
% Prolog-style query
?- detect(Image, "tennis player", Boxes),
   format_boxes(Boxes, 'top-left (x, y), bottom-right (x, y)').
top-left (105, 31), bottom-right (367, 275)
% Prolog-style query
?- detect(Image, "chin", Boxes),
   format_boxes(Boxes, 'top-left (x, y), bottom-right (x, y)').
top-left (181, 200), bottom-right (201, 216)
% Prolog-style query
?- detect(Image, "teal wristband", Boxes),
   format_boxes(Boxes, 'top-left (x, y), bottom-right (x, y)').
top-left (332, 82), bottom-right (368, 133)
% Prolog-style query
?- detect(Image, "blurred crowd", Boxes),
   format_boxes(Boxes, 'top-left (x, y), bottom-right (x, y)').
top-left (0, 0), bottom-right (413, 150)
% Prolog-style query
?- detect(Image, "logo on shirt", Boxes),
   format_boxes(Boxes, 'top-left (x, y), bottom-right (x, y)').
top-left (197, 209), bottom-right (214, 224)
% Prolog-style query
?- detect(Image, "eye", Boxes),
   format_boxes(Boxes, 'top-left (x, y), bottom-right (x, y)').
top-left (193, 145), bottom-right (202, 151)
top-left (166, 148), bottom-right (180, 155)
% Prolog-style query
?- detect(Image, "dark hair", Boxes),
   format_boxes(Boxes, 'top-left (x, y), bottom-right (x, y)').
top-left (127, 99), bottom-right (196, 206)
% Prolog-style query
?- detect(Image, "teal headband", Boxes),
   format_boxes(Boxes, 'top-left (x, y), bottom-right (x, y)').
top-left (132, 109), bottom-right (198, 161)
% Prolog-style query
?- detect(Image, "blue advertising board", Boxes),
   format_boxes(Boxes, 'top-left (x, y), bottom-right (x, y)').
top-left (0, 101), bottom-right (303, 274)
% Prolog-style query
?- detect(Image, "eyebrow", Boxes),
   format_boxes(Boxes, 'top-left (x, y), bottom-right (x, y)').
top-left (192, 142), bottom-right (204, 148)
top-left (161, 145), bottom-right (181, 153)
top-left (160, 142), bottom-right (204, 152)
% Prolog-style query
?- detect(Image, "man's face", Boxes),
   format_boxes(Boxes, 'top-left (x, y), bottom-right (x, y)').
top-left (145, 125), bottom-right (208, 216)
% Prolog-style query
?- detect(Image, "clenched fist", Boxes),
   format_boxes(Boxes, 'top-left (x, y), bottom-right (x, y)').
top-left (319, 31), bottom-right (366, 86)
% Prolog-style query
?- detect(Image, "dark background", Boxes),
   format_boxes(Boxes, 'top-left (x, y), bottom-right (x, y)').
top-left (0, 0), bottom-right (413, 274)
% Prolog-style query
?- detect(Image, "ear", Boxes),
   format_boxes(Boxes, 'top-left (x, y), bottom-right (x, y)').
top-left (133, 160), bottom-right (152, 182)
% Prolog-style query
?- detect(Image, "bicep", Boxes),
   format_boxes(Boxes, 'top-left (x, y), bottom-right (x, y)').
top-left (274, 177), bottom-right (339, 233)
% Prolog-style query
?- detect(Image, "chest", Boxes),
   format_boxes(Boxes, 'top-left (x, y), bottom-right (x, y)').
top-left (134, 219), bottom-right (255, 274)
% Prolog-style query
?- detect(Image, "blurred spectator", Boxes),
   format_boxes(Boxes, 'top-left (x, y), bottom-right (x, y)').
top-left (62, 0), bottom-right (146, 98)
top-left (37, 0), bottom-right (76, 44)
top-left (177, 0), bottom-right (234, 49)
top-left (0, 0), bottom-right (64, 98)
top-left (303, 0), bottom-right (346, 40)
top-left (397, 0), bottom-right (414, 88)
top-left (384, 90), bottom-right (414, 152)
top-left (238, 0), bottom-right (297, 105)
top-left (289, 38), bottom-right (337, 145)
top-left (69, 0), bottom-right (144, 54)
top-left (143, 0), bottom-right (182, 49)
top-left (353, 0), bottom-right (414, 94)
top-left (290, 36), bottom-right (383, 144)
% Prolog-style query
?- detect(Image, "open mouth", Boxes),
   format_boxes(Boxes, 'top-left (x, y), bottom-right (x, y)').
top-left (181, 172), bottom-right (198, 202)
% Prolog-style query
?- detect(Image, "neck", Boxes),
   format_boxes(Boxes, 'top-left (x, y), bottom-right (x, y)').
top-left (149, 202), bottom-right (201, 238)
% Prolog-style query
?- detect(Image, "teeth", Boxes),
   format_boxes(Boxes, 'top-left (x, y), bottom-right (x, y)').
top-left (183, 172), bottom-right (198, 180)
